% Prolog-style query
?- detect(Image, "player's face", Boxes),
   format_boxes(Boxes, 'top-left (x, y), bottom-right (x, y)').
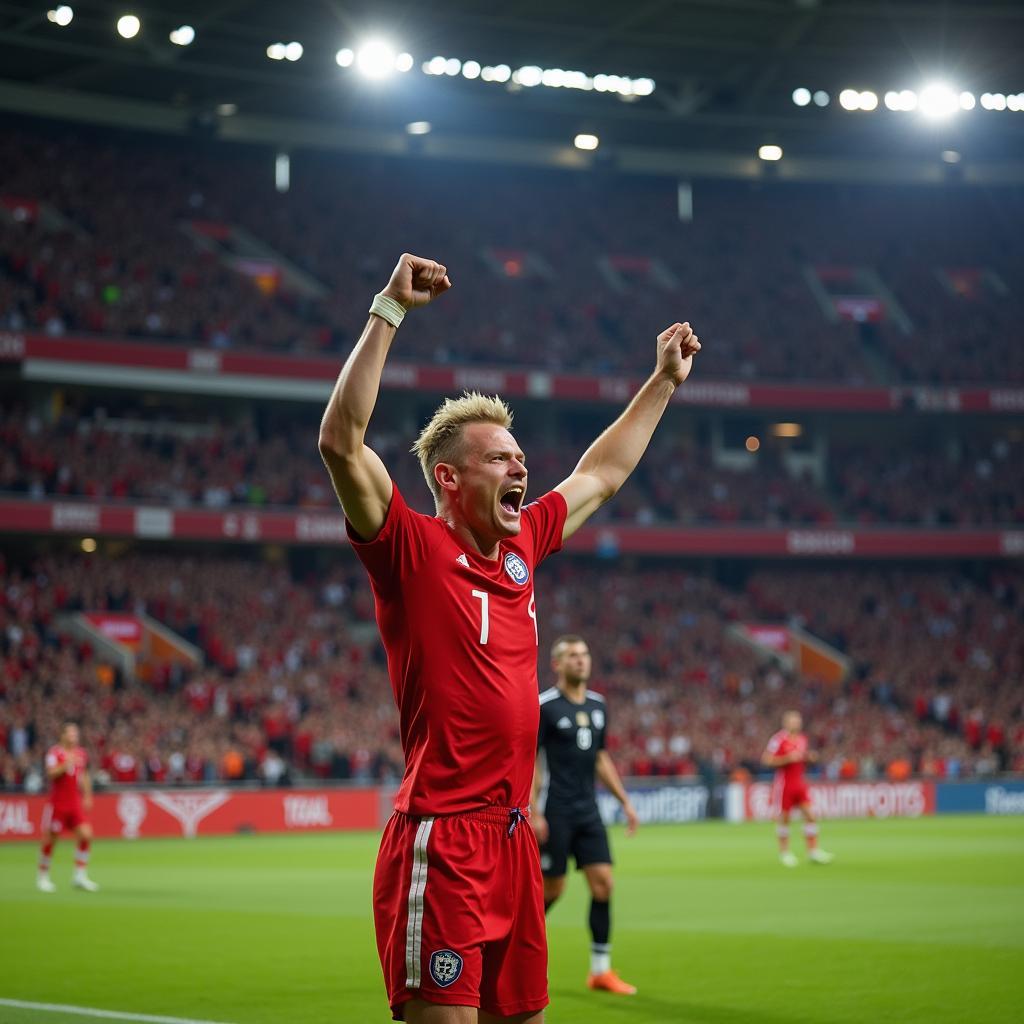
top-left (62, 724), bottom-right (80, 747)
top-left (784, 711), bottom-right (802, 734)
top-left (447, 422), bottom-right (528, 543)
top-left (556, 642), bottom-right (591, 684)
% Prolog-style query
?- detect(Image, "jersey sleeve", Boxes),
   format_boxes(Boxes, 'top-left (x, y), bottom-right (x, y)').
top-left (45, 748), bottom-right (60, 770)
top-left (597, 703), bottom-right (608, 751)
top-left (765, 732), bottom-right (783, 756)
top-left (346, 482), bottom-right (442, 595)
top-left (521, 490), bottom-right (569, 566)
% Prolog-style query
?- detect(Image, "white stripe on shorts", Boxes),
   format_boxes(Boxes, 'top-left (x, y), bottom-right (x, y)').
top-left (404, 816), bottom-right (435, 988)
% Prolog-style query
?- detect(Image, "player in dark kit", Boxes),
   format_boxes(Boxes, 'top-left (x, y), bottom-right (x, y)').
top-left (532, 636), bottom-right (639, 996)
top-left (318, 252), bottom-right (700, 1023)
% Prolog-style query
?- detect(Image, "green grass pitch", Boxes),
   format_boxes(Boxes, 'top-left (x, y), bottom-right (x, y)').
top-left (0, 815), bottom-right (1022, 1023)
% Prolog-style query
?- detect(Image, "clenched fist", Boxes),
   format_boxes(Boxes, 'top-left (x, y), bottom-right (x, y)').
top-left (655, 321), bottom-right (701, 387)
top-left (381, 253), bottom-right (452, 311)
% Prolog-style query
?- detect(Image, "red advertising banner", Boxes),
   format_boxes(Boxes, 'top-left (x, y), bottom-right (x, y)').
top-left (3, 332), bottom-right (1022, 414)
top-left (0, 787), bottom-right (381, 842)
top-left (82, 613), bottom-right (144, 647)
top-left (2, 497), bottom-right (1023, 559)
top-left (743, 780), bottom-right (936, 821)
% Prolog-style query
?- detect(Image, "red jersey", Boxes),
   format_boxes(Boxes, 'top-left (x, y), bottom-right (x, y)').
top-left (765, 730), bottom-right (808, 788)
top-left (349, 483), bottom-right (567, 815)
top-left (45, 745), bottom-right (86, 810)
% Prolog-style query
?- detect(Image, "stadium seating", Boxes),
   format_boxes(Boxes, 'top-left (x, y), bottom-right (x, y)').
top-left (2, 128), bottom-right (1022, 383)
top-left (2, 553), bottom-right (1020, 790)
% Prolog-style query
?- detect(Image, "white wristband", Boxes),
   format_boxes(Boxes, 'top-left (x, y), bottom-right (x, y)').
top-left (369, 292), bottom-right (406, 329)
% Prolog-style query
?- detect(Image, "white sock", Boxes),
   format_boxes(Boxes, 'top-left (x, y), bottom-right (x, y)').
top-left (591, 946), bottom-right (611, 975)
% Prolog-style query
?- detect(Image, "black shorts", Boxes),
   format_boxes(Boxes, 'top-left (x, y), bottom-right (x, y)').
top-left (540, 806), bottom-right (611, 877)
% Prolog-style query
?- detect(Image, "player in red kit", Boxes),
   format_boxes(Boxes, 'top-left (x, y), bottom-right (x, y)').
top-left (762, 710), bottom-right (834, 867)
top-left (37, 721), bottom-right (99, 893)
top-left (318, 253), bottom-right (701, 1023)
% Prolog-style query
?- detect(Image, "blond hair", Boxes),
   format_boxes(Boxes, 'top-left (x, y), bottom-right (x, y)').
top-left (411, 391), bottom-right (514, 505)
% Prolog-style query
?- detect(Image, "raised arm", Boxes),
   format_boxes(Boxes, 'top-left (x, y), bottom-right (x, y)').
top-left (555, 322), bottom-right (700, 539)
top-left (318, 254), bottom-right (451, 540)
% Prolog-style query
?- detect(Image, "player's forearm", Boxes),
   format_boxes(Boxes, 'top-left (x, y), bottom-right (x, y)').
top-left (531, 760), bottom-right (544, 810)
top-left (573, 373), bottom-right (677, 501)
top-left (596, 752), bottom-right (630, 805)
top-left (319, 316), bottom-right (397, 455)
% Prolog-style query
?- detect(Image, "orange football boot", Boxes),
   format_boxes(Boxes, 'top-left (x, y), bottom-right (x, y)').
top-left (587, 969), bottom-right (637, 995)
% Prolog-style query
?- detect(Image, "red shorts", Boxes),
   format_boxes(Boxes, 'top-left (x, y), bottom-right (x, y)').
top-left (43, 803), bottom-right (86, 833)
top-left (373, 807), bottom-right (548, 1021)
top-left (774, 780), bottom-right (811, 813)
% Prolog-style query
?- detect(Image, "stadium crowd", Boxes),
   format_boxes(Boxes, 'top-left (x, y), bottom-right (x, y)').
top-left (2, 552), bottom-right (1021, 791)
top-left (2, 128), bottom-right (1022, 384)
top-left (3, 400), bottom-right (1022, 526)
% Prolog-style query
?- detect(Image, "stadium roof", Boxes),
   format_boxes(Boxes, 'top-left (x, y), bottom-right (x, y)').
top-left (2, 0), bottom-right (1023, 166)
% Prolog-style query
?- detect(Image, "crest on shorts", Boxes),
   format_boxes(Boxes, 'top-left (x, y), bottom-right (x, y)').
top-left (429, 949), bottom-right (463, 988)
top-left (503, 552), bottom-right (530, 585)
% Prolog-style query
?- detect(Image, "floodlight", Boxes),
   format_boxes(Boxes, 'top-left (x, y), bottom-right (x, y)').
top-left (356, 40), bottom-right (396, 78)
top-left (839, 89), bottom-right (860, 110)
top-left (919, 83), bottom-right (958, 119)
top-left (1008, 94), bottom-right (1023, 112)
top-left (395, 53), bottom-right (413, 73)
top-left (444, 57), bottom-right (461, 76)
top-left (116, 14), bottom-right (140, 39)
top-left (574, 133), bottom-right (599, 151)
top-left (47, 6), bottom-right (73, 26)
top-left (792, 87), bottom-right (811, 106)
top-left (169, 25), bottom-right (195, 46)
top-left (812, 90), bottom-right (829, 107)
top-left (284, 41), bottom-right (303, 62)
top-left (859, 90), bottom-right (878, 111)
top-left (758, 144), bottom-right (783, 161)
top-left (884, 91), bottom-right (901, 111)
top-left (941, 150), bottom-right (961, 164)
top-left (515, 66), bottom-right (543, 87)
top-left (425, 56), bottom-right (446, 76)
top-left (462, 60), bottom-right (481, 79)
top-left (899, 90), bottom-right (918, 111)
top-left (959, 91), bottom-right (976, 110)
top-left (633, 78), bottom-right (655, 96)
top-left (267, 43), bottom-right (286, 60)
top-left (336, 48), bottom-right (354, 67)
top-left (492, 65), bottom-right (511, 83)
top-left (406, 121), bottom-right (432, 135)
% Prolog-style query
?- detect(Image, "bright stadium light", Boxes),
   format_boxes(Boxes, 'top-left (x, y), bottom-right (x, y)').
top-left (355, 40), bottom-right (397, 77)
top-left (406, 121), bottom-right (432, 135)
top-left (461, 60), bottom-right (481, 79)
top-left (395, 52), bottom-right (413, 73)
top-left (919, 83), bottom-right (958, 119)
top-left (941, 150), bottom-right (962, 163)
top-left (336, 48), bottom-right (354, 67)
top-left (792, 87), bottom-right (811, 106)
top-left (514, 65), bottom-right (543, 87)
top-left (758, 144), bottom-right (783, 161)
top-left (47, 6), bottom-right (73, 26)
top-left (1008, 94), bottom-right (1023, 111)
top-left (839, 88), bottom-right (861, 110)
top-left (284, 41), bottom-right (303, 62)
top-left (813, 90), bottom-right (830, 107)
top-left (424, 56), bottom-right (446, 75)
top-left (859, 90), bottom-right (878, 111)
top-left (169, 25), bottom-right (195, 46)
top-left (116, 14), bottom-right (140, 39)
top-left (899, 89), bottom-right (918, 111)
top-left (633, 78), bottom-right (655, 96)
top-left (444, 57), bottom-right (461, 76)
top-left (267, 43), bottom-right (286, 60)
top-left (574, 133), bottom-right (599, 151)
top-left (959, 91), bottom-right (976, 110)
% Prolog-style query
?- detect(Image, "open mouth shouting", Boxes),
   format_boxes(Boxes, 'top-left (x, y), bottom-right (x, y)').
top-left (498, 483), bottom-right (526, 520)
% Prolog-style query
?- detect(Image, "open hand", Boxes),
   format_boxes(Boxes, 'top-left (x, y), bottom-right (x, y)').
top-left (381, 253), bottom-right (452, 310)
top-left (656, 322), bottom-right (701, 387)
top-left (531, 813), bottom-right (549, 844)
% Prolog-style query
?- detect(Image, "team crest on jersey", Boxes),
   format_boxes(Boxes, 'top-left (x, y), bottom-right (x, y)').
top-left (592, 709), bottom-right (605, 730)
top-left (429, 949), bottom-right (464, 988)
top-left (576, 711), bottom-right (590, 727)
top-left (503, 552), bottom-right (530, 585)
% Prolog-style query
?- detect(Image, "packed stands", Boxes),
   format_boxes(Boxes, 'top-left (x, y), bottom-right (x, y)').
top-left (2, 127), bottom-right (1022, 383)
top-left (2, 552), bottom-right (1020, 791)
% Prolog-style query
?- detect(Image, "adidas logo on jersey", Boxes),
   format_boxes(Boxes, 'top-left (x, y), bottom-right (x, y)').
top-left (556, 717), bottom-right (573, 729)
top-left (456, 554), bottom-right (469, 567)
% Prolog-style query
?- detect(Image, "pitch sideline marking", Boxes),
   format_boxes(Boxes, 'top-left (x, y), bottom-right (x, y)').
top-left (0, 998), bottom-right (238, 1024)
